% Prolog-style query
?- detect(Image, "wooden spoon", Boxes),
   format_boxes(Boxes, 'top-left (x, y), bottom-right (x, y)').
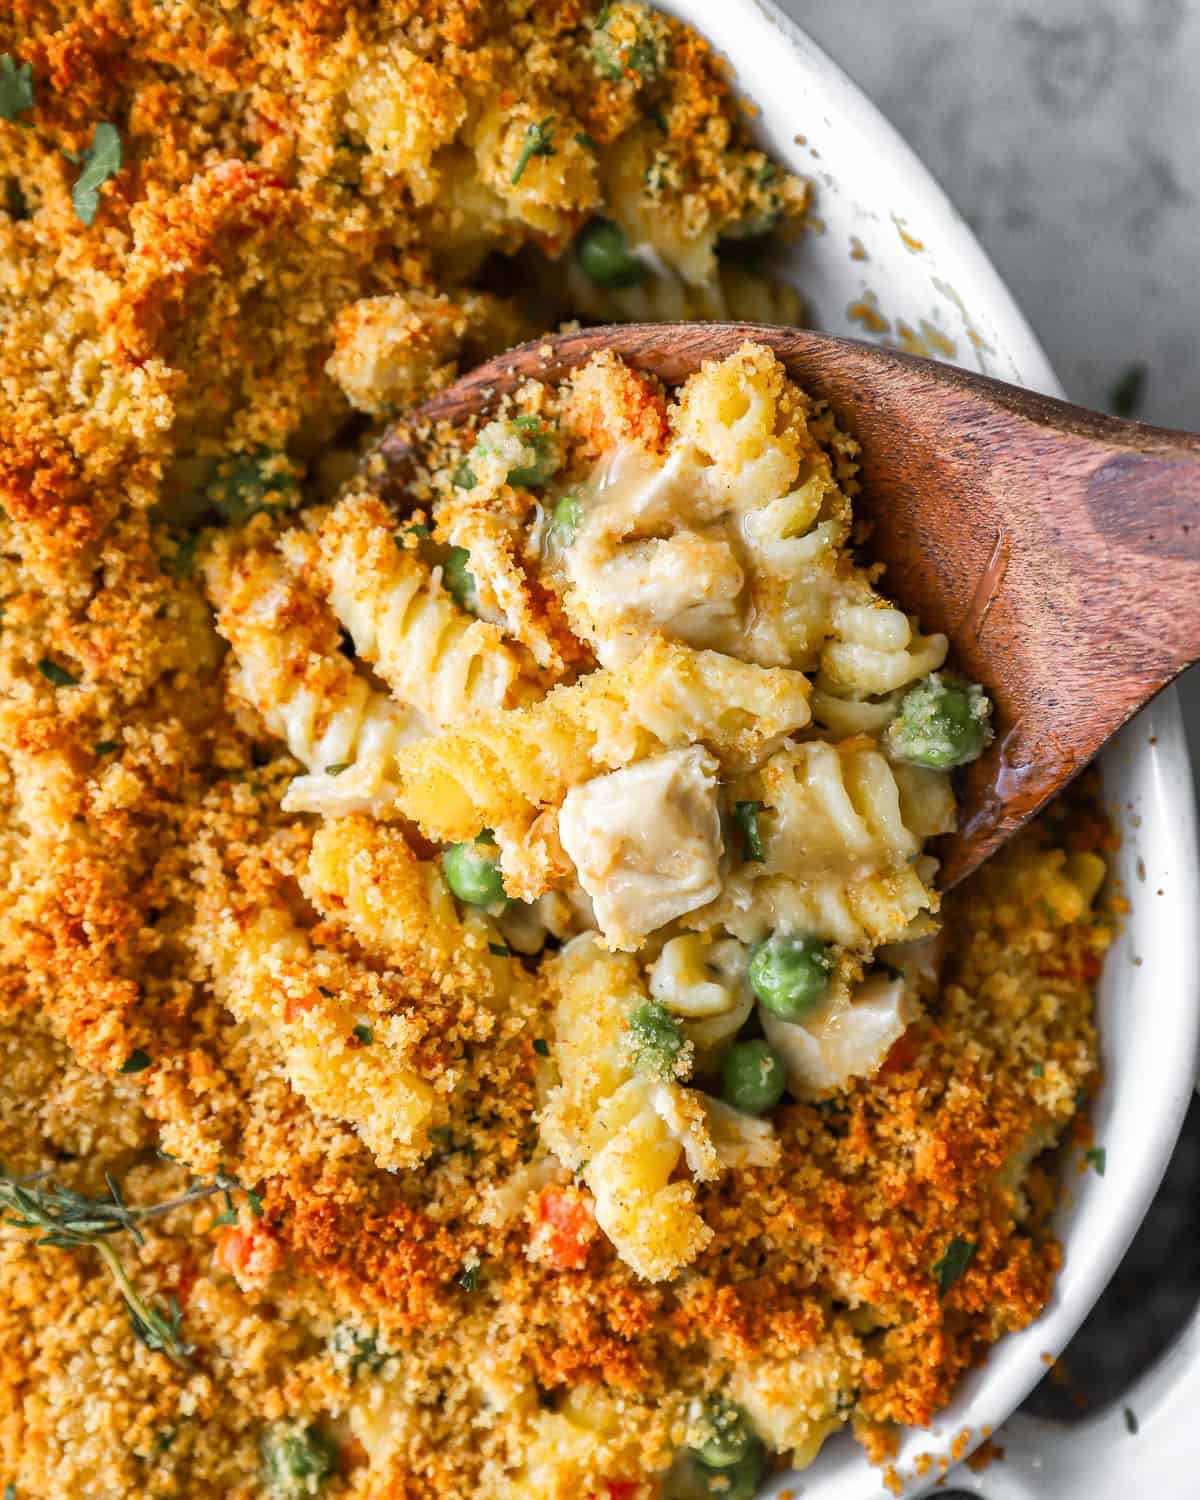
top-left (377, 322), bottom-right (1200, 888)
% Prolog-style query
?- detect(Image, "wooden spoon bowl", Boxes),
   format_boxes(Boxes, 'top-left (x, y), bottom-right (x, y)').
top-left (378, 323), bottom-right (1200, 887)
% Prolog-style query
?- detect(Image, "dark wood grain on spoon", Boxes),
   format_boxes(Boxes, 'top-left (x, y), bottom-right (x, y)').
top-left (377, 322), bottom-right (1200, 888)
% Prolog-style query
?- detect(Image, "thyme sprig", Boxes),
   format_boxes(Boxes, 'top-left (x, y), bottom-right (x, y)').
top-left (0, 1165), bottom-right (261, 1367)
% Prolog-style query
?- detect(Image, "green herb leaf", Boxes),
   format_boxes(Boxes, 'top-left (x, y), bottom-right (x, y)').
top-left (458, 1259), bottom-right (480, 1292)
top-left (0, 1167), bottom-right (259, 1368)
top-left (331, 1321), bottom-right (387, 1377)
top-left (318, 985), bottom-right (335, 998)
top-left (575, 131), bottom-right (599, 152)
top-left (452, 460), bottom-right (477, 491)
top-left (0, 54), bottom-right (35, 122)
top-left (352, 1023), bottom-right (373, 1045)
top-left (71, 122), bottom-right (122, 226)
top-left (94, 740), bottom-right (121, 756)
top-left (1031, 1061), bottom-right (1046, 1078)
top-left (211, 1207), bottom-right (237, 1227)
top-left (120, 1049), bottom-right (152, 1074)
top-left (533, 1038), bottom-right (550, 1057)
top-left (324, 761), bottom-right (351, 776)
top-left (932, 1236), bottom-right (976, 1296)
top-left (37, 658), bottom-right (78, 688)
top-left (488, 942), bottom-right (512, 957)
top-left (402, 521), bottom-right (431, 540)
top-left (733, 800), bottom-right (765, 862)
top-left (1123, 1405), bottom-right (1138, 1435)
top-left (4, 1482), bottom-right (15, 1500)
top-left (1085, 1145), bottom-right (1107, 1176)
top-left (511, 116), bottom-right (557, 186)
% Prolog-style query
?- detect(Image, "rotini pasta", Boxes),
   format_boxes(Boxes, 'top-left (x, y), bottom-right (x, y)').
top-left (817, 596), bottom-right (948, 700)
top-left (695, 739), bottom-right (944, 950)
top-left (301, 814), bottom-right (520, 1004)
top-left (729, 1343), bottom-right (863, 1470)
top-left (203, 530), bottom-right (424, 818)
top-left (392, 637), bottom-right (810, 897)
top-left (294, 491), bottom-right (534, 729)
top-left (540, 936), bottom-right (726, 1281)
top-left (194, 896), bottom-right (437, 1172)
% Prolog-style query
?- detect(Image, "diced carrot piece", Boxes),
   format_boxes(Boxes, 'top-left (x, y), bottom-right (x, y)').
top-left (530, 1184), bottom-right (596, 1271)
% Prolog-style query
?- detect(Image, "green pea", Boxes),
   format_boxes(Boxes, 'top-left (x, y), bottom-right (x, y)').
top-left (627, 1000), bottom-right (686, 1080)
top-left (884, 671), bottom-right (992, 770)
top-left (748, 934), bottom-right (832, 1021)
top-left (260, 1420), bottom-right (338, 1496)
top-left (721, 1039), bottom-right (786, 1116)
top-left (443, 838), bottom-right (507, 908)
top-left (689, 1397), bottom-right (760, 1469)
top-left (443, 546), bottom-right (478, 612)
top-left (506, 416), bottom-right (558, 488)
top-left (574, 218), bottom-right (644, 289)
top-left (550, 492), bottom-right (582, 544)
top-left (664, 1446), bottom-right (766, 1500)
top-left (330, 1321), bottom-right (386, 1378)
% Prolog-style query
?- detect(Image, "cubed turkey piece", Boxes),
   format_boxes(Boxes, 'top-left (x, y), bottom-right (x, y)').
top-left (558, 746), bottom-right (723, 950)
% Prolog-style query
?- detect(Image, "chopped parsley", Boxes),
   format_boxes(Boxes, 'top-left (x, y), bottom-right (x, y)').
top-left (94, 740), bottom-right (121, 756)
top-left (37, 658), bottom-right (78, 687)
top-left (932, 1236), bottom-right (976, 1296)
top-left (1123, 1405), bottom-right (1138, 1435)
top-left (318, 985), bottom-right (335, 998)
top-left (452, 460), bottom-right (477, 491)
top-left (0, 54), bottom-right (34, 122)
top-left (71, 122), bottom-right (122, 226)
top-left (575, 130), bottom-right (599, 152)
top-left (119, 1049), bottom-right (152, 1074)
top-left (488, 942), bottom-right (512, 957)
top-left (402, 521), bottom-right (431, 540)
top-left (1031, 1061), bottom-right (1046, 1078)
top-left (733, 800), bottom-right (765, 862)
top-left (592, 8), bottom-right (662, 81)
top-left (331, 1322), bottom-right (388, 1377)
top-left (458, 1259), bottom-right (481, 1292)
top-left (533, 1038), bottom-right (550, 1057)
top-left (352, 1024), bottom-right (373, 1046)
top-left (1085, 1145), bottom-right (1107, 1176)
top-left (511, 116), bottom-right (557, 186)
top-left (324, 761), bottom-right (351, 776)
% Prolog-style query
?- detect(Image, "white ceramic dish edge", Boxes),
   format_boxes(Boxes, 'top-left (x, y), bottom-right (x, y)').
top-left (652, 1), bottom-right (1200, 1495)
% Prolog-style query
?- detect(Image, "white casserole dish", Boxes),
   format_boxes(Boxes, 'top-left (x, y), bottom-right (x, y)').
top-left (654, 1), bottom-right (1200, 1494)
